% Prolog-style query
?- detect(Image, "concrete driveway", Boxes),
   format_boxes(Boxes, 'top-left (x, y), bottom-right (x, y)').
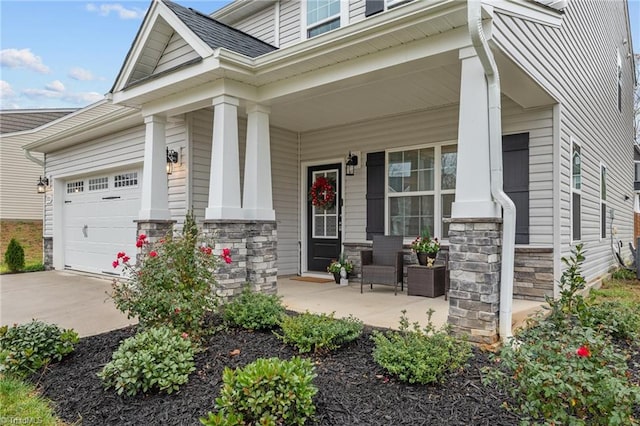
top-left (0, 271), bottom-right (136, 337)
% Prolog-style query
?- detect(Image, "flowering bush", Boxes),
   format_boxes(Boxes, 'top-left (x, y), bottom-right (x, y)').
top-left (410, 228), bottom-right (440, 254)
top-left (327, 253), bottom-right (353, 274)
top-left (110, 212), bottom-right (230, 339)
top-left (308, 176), bottom-right (336, 209)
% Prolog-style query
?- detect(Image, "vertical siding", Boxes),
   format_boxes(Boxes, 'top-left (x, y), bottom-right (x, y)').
top-left (43, 125), bottom-right (146, 236)
top-left (233, 4), bottom-right (277, 45)
top-left (0, 139), bottom-right (44, 220)
top-left (153, 32), bottom-right (199, 75)
top-left (166, 118), bottom-right (188, 224)
top-left (493, 1), bottom-right (635, 283)
top-left (279, 0), bottom-right (301, 47)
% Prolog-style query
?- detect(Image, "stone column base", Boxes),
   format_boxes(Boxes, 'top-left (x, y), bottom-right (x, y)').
top-left (43, 237), bottom-right (53, 271)
top-left (446, 218), bottom-right (502, 344)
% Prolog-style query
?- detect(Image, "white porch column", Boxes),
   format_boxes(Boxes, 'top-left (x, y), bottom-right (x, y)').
top-left (205, 95), bottom-right (243, 220)
top-left (451, 47), bottom-right (499, 218)
top-left (139, 115), bottom-right (171, 220)
top-left (243, 104), bottom-right (275, 220)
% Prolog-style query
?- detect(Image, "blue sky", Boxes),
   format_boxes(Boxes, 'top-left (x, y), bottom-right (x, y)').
top-left (1, 0), bottom-right (639, 110)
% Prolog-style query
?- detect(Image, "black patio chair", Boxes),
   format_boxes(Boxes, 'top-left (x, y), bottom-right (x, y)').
top-left (361, 235), bottom-right (404, 295)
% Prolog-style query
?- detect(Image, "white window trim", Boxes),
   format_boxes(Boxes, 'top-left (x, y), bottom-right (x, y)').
top-left (600, 162), bottom-right (607, 241)
top-left (300, 0), bottom-right (348, 41)
top-left (384, 140), bottom-right (456, 242)
top-left (571, 138), bottom-right (582, 242)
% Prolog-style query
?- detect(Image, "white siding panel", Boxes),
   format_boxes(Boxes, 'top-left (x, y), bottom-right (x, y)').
top-left (279, 0), bottom-right (301, 47)
top-left (493, 1), bottom-right (635, 283)
top-left (0, 139), bottom-right (44, 220)
top-left (234, 4), bottom-right (276, 45)
top-left (189, 109), bottom-right (213, 224)
top-left (153, 32), bottom-right (200, 75)
top-left (166, 118), bottom-right (188, 224)
top-left (349, 0), bottom-right (366, 24)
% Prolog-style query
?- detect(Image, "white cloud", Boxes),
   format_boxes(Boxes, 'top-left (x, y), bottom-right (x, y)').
top-left (0, 80), bottom-right (16, 99)
top-left (46, 80), bottom-right (66, 92)
top-left (68, 67), bottom-right (95, 81)
top-left (0, 48), bottom-right (50, 74)
top-left (86, 3), bottom-right (146, 19)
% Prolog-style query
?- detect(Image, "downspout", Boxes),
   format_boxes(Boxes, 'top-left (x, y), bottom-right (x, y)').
top-left (24, 149), bottom-right (44, 167)
top-left (467, 1), bottom-right (517, 342)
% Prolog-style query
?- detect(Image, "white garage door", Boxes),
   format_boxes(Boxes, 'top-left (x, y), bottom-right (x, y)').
top-left (63, 170), bottom-right (141, 275)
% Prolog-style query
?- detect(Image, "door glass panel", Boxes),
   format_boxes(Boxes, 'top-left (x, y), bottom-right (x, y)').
top-left (312, 169), bottom-right (339, 239)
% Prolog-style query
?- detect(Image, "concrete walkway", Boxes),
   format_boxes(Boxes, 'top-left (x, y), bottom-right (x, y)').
top-left (0, 271), bottom-right (546, 337)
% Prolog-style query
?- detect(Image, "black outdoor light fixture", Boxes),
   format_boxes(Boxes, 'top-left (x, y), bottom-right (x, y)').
top-left (36, 176), bottom-right (49, 194)
top-left (346, 151), bottom-right (359, 176)
top-left (166, 148), bottom-right (179, 174)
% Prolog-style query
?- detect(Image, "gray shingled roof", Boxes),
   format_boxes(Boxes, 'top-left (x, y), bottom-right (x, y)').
top-left (0, 109), bottom-right (77, 134)
top-left (162, 0), bottom-right (277, 58)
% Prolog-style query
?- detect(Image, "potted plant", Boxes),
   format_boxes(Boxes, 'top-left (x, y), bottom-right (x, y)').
top-left (327, 254), bottom-right (354, 284)
top-left (410, 228), bottom-right (440, 266)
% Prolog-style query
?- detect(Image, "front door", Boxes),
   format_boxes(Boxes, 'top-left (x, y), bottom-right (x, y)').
top-left (307, 164), bottom-right (342, 272)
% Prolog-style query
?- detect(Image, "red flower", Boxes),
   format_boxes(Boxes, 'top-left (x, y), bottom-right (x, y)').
top-left (138, 234), bottom-right (147, 241)
top-left (199, 246), bottom-right (213, 255)
top-left (223, 255), bottom-right (232, 264)
top-left (174, 308), bottom-right (181, 314)
top-left (112, 260), bottom-right (119, 268)
top-left (576, 346), bottom-right (591, 358)
top-left (222, 248), bottom-right (231, 257)
top-left (117, 252), bottom-right (126, 259)
top-left (136, 240), bottom-right (143, 248)
top-left (149, 250), bottom-right (158, 258)
top-left (181, 332), bottom-right (189, 339)
top-left (122, 255), bottom-right (130, 263)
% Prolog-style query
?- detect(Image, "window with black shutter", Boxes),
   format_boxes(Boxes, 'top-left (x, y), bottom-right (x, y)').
top-left (366, 152), bottom-right (385, 240)
top-left (365, 0), bottom-right (384, 17)
top-left (502, 133), bottom-right (530, 244)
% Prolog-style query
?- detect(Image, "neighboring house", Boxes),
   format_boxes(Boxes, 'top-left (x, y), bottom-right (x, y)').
top-left (3, 0), bottom-right (635, 342)
top-left (0, 109), bottom-right (77, 221)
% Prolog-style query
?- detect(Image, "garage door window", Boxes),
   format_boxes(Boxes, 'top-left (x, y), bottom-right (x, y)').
top-left (66, 181), bottom-right (84, 194)
top-left (114, 172), bottom-right (138, 188)
top-left (88, 177), bottom-right (108, 191)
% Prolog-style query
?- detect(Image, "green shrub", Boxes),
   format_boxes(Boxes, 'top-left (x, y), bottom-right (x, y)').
top-left (22, 262), bottom-right (45, 272)
top-left (0, 320), bottom-right (79, 378)
top-left (276, 312), bottom-right (363, 353)
top-left (611, 267), bottom-right (636, 280)
top-left (484, 323), bottom-right (640, 425)
top-left (371, 309), bottom-right (471, 384)
top-left (4, 238), bottom-right (25, 272)
top-left (582, 300), bottom-right (640, 341)
top-left (200, 357), bottom-right (317, 426)
top-left (222, 287), bottom-right (285, 330)
top-left (110, 211), bottom-right (224, 339)
top-left (98, 326), bottom-right (195, 396)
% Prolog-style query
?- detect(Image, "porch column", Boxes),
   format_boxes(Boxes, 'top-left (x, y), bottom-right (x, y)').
top-left (139, 115), bottom-right (171, 220)
top-left (451, 47), bottom-right (499, 219)
top-left (205, 95), bottom-right (243, 220)
top-left (243, 103), bottom-right (275, 221)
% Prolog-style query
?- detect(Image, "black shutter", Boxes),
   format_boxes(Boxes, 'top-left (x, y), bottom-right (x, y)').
top-left (502, 133), bottom-right (530, 244)
top-left (366, 152), bottom-right (385, 240)
top-left (365, 0), bottom-right (384, 17)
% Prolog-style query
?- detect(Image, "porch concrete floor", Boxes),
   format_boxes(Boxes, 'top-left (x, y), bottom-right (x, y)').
top-left (277, 276), bottom-right (547, 331)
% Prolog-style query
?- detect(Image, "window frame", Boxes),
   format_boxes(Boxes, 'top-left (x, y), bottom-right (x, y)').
top-left (302, 0), bottom-right (348, 40)
top-left (571, 139), bottom-right (582, 242)
top-left (600, 163), bottom-right (607, 240)
top-left (384, 141), bottom-right (456, 242)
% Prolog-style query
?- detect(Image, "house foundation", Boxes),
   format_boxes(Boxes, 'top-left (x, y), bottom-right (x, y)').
top-left (43, 237), bottom-right (53, 270)
top-left (446, 218), bottom-right (502, 344)
top-left (202, 220), bottom-right (277, 299)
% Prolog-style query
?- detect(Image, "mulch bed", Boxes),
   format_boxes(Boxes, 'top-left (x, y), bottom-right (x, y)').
top-left (31, 316), bottom-right (639, 426)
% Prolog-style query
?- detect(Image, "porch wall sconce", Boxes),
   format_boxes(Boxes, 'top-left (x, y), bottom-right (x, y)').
top-left (346, 151), bottom-right (359, 176)
top-left (166, 148), bottom-right (179, 175)
top-left (36, 176), bottom-right (49, 194)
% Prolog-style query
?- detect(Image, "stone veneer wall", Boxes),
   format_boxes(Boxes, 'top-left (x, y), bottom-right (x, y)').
top-left (513, 247), bottom-right (553, 301)
top-left (135, 220), bottom-right (175, 264)
top-left (43, 237), bottom-right (53, 270)
top-left (202, 220), bottom-right (277, 300)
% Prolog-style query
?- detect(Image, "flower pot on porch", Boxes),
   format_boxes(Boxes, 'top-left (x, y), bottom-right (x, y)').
top-left (417, 252), bottom-right (437, 266)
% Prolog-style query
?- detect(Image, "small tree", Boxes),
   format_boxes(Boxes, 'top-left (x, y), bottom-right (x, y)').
top-left (4, 238), bottom-right (25, 272)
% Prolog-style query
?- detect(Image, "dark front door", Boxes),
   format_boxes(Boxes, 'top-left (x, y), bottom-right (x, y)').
top-left (307, 164), bottom-right (342, 272)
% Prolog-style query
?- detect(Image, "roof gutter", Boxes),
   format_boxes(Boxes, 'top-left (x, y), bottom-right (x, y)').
top-left (467, 1), bottom-right (516, 343)
top-left (24, 149), bottom-right (44, 167)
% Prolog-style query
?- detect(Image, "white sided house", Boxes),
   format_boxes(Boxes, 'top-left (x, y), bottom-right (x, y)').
top-left (7, 0), bottom-right (636, 343)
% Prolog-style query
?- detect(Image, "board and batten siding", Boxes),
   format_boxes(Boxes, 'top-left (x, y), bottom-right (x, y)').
top-left (188, 109), bottom-right (299, 275)
top-left (493, 1), bottom-right (635, 284)
top-left (300, 101), bottom-right (553, 246)
top-left (0, 140), bottom-right (44, 220)
top-left (153, 32), bottom-right (199, 76)
top-left (233, 3), bottom-right (277, 46)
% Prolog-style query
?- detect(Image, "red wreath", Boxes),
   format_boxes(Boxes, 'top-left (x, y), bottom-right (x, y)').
top-left (309, 176), bottom-right (336, 209)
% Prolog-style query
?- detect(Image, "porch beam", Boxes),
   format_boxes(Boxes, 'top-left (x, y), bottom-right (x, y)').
top-left (451, 47), bottom-right (499, 218)
top-left (205, 95), bottom-right (243, 220)
top-left (243, 103), bottom-right (275, 220)
top-left (138, 115), bottom-right (171, 221)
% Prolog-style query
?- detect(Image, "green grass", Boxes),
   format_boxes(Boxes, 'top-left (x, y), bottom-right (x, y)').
top-left (0, 376), bottom-right (65, 425)
top-left (590, 277), bottom-right (640, 307)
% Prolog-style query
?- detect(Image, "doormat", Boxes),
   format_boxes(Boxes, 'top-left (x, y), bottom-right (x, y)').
top-left (289, 276), bottom-right (335, 283)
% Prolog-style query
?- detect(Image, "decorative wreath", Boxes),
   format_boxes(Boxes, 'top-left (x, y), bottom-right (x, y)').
top-left (309, 176), bottom-right (336, 209)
